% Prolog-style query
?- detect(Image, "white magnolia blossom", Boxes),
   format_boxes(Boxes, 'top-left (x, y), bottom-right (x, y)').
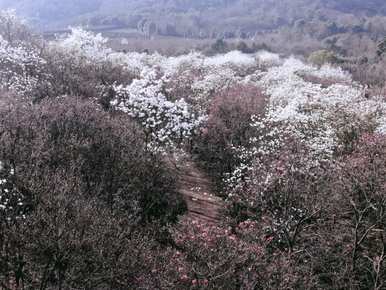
top-left (306, 64), bottom-right (352, 82)
top-left (191, 67), bottom-right (240, 99)
top-left (255, 57), bottom-right (386, 155)
top-left (108, 51), bottom-right (149, 75)
top-left (0, 163), bottom-right (25, 221)
top-left (0, 34), bottom-right (45, 96)
top-left (256, 50), bottom-right (282, 67)
top-left (50, 29), bottom-right (274, 105)
top-left (204, 50), bottom-right (257, 67)
top-left (111, 68), bottom-right (206, 151)
top-left (52, 27), bottom-right (112, 63)
top-left (108, 49), bottom-right (270, 91)
top-left (226, 56), bottom-right (386, 195)
top-left (115, 50), bottom-right (261, 75)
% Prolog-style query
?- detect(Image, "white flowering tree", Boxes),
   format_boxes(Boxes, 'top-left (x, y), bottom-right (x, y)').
top-left (53, 27), bottom-right (112, 64)
top-left (0, 34), bottom-right (45, 97)
top-left (0, 162), bottom-right (26, 222)
top-left (0, 10), bottom-right (47, 98)
top-left (0, 9), bottom-right (32, 44)
top-left (111, 68), bottom-right (206, 152)
top-left (213, 55), bottom-right (386, 248)
top-left (227, 56), bottom-right (386, 190)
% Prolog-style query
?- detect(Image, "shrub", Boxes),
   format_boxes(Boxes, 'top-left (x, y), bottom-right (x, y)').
top-left (0, 94), bottom-right (188, 289)
top-left (193, 84), bottom-right (267, 191)
top-left (308, 49), bottom-right (338, 66)
top-left (225, 133), bottom-right (386, 289)
top-left (0, 96), bottom-right (186, 223)
top-left (39, 46), bottom-right (135, 104)
top-left (0, 9), bottom-right (35, 44)
top-left (227, 134), bottom-right (327, 250)
top-left (328, 134), bottom-right (386, 288)
top-left (209, 39), bottom-right (229, 55)
top-left (0, 189), bottom-right (187, 289)
top-left (172, 219), bottom-right (268, 289)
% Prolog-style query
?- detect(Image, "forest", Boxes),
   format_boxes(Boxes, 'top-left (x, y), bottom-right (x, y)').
top-left (4, 0), bottom-right (386, 59)
top-left (0, 4), bottom-right (386, 290)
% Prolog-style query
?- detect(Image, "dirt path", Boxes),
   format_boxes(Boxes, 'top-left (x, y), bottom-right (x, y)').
top-left (172, 157), bottom-right (224, 224)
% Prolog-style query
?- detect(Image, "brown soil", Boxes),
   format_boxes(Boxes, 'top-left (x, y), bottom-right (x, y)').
top-left (172, 157), bottom-right (224, 224)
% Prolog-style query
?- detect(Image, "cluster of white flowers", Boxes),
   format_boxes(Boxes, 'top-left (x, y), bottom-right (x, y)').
top-left (107, 48), bottom-right (274, 99)
top-left (226, 55), bottom-right (386, 197)
top-left (52, 27), bottom-right (112, 64)
top-left (50, 28), bottom-right (283, 109)
top-left (255, 57), bottom-right (386, 156)
top-left (0, 162), bottom-right (25, 221)
top-left (114, 50), bottom-right (261, 76)
top-left (204, 50), bottom-right (257, 67)
top-left (108, 51), bottom-right (149, 76)
top-left (105, 47), bottom-right (272, 153)
top-left (111, 68), bottom-right (206, 151)
top-left (305, 64), bottom-right (352, 83)
top-left (0, 35), bottom-right (45, 96)
top-left (190, 67), bottom-right (240, 100)
top-left (255, 50), bottom-right (282, 67)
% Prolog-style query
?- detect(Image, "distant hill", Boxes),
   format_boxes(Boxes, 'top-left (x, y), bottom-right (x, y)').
top-left (2, 0), bottom-right (386, 57)
top-left (2, 0), bottom-right (386, 31)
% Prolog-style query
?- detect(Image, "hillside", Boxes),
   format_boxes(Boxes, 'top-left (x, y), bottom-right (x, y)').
top-left (2, 9), bottom-right (386, 289)
top-left (2, 0), bottom-right (386, 35)
top-left (3, 0), bottom-right (386, 58)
